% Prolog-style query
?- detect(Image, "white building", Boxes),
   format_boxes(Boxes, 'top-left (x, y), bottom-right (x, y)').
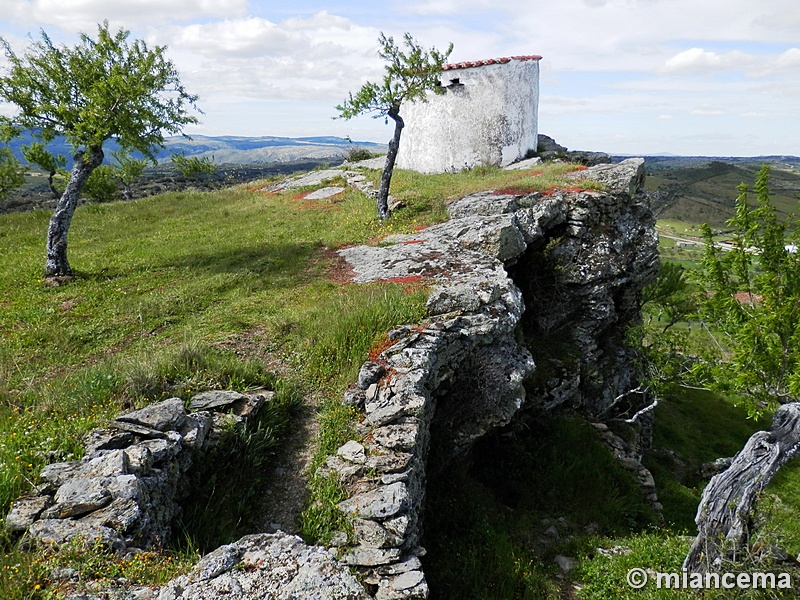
top-left (396, 55), bottom-right (542, 174)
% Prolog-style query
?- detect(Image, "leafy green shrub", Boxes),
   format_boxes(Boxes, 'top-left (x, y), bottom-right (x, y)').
top-left (20, 141), bottom-right (66, 198)
top-left (170, 152), bottom-right (216, 179)
top-left (0, 146), bottom-right (24, 199)
top-left (345, 146), bottom-right (377, 162)
top-left (84, 164), bottom-right (120, 202)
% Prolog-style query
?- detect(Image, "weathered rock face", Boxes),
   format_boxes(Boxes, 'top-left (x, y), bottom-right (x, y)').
top-left (7, 391), bottom-right (274, 551)
top-left (513, 158), bottom-right (660, 415)
top-left (325, 158), bottom-right (659, 598)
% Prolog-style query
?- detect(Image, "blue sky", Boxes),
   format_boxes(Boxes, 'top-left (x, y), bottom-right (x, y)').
top-left (1, 0), bottom-right (798, 156)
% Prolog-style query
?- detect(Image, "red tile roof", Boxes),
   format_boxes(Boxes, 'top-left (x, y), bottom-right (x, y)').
top-left (443, 55), bottom-right (542, 71)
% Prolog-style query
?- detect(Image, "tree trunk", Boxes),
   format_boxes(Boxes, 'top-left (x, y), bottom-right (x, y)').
top-left (377, 105), bottom-right (404, 220)
top-left (684, 402), bottom-right (800, 573)
top-left (46, 169), bottom-right (60, 199)
top-left (44, 146), bottom-right (104, 277)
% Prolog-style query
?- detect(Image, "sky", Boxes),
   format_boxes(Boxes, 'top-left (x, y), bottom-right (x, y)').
top-left (0, 0), bottom-right (798, 156)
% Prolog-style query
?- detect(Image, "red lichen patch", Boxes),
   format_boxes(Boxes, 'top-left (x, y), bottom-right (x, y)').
top-left (383, 275), bottom-right (426, 285)
top-left (318, 246), bottom-right (357, 285)
top-left (413, 225), bottom-right (430, 232)
top-left (400, 239), bottom-right (425, 245)
top-left (571, 165), bottom-right (589, 172)
top-left (368, 333), bottom-right (396, 362)
top-left (378, 274), bottom-right (431, 293)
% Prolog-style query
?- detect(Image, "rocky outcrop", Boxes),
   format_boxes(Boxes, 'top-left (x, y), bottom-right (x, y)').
top-left (536, 133), bottom-right (612, 166)
top-left (322, 158), bottom-right (659, 598)
top-left (7, 391), bottom-right (273, 551)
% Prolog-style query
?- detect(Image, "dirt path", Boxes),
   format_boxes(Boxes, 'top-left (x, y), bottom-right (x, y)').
top-left (215, 327), bottom-right (321, 535)
top-left (254, 392), bottom-right (321, 534)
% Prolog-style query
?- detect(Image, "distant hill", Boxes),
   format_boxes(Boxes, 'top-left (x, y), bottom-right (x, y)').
top-left (4, 132), bottom-right (386, 167)
top-left (628, 155), bottom-right (800, 229)
top-left (161, 135), bottom-right (386, 165)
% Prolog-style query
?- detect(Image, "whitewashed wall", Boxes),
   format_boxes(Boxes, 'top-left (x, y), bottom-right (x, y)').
top-left (396, 57), bottom-right (540, 174)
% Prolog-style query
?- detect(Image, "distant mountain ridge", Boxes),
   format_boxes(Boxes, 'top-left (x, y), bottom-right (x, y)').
top-left (4, 132), bottom-right (386, 167)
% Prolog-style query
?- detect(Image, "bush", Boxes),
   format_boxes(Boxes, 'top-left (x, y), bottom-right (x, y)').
top-left (83, 164), bottom-right (120, 202)
top-left (0, 146), bottom-right (24, 200)
top-left (345, 146), bottom-right (378, 162)
top-left (171, 152), bottom-right (216, 179)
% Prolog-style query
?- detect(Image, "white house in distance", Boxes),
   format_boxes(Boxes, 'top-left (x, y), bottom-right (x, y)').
top-left (395, 55), bottom-right (542, 174)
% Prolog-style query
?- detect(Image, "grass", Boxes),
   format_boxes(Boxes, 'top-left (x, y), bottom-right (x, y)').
top-left (0, 531), bottom-right (199, 600)
top-left (357, 161), bottom-right (600, 230)
top-left (176, 377), bottom-right (300, 553)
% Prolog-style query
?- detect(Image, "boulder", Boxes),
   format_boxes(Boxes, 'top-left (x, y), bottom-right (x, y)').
top-left (156, 532), bottom-right (369, 599)
top-left (115, 398), bottom-right (187, 432)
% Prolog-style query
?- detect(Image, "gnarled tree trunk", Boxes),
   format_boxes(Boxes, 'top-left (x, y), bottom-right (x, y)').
top-left (377, 104), bottom-right (404, 220)
top-left (684, 402), bottom-right (800, 573)
top-left (45, 146), bottom-right (104, 277)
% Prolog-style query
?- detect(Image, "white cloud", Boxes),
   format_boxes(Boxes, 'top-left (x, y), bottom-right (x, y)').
top-left (1, 0), bottom-right (798, 155)
top-left (657, 48), bottom-right (754, 74)
top-left (691, 106), bottom-right (726, 116)
top-left (403, 0), bottom-right (497, 16)
top-left (173, 18), bottom-right (293, 58)
top-left (775, 48), bottom-right (800, 70)
top-left (162, 12), bottom-right (382, 105)
top-left (0, 0), bottom-right (248, 30)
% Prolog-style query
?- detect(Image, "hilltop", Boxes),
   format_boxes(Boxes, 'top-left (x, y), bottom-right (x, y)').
top-left (4, 132), bottom-right (386, 167)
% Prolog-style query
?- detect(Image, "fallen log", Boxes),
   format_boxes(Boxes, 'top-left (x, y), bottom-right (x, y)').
top-left (684, 402), bottom-right (800, 573)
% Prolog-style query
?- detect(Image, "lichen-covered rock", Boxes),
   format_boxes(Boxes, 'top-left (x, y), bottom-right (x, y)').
top-left (115, 398), bottom-right (187, 432)
top-left (25, 518), bottom-right (124, 550)
top-left (337, 482), bottom-right (410, 520)
top-left (5, 496), bottom-right (50, 532)
top-left (15, 391), bottom-right (271, 551)
top-left (156, 533), bottom-right (369, 600)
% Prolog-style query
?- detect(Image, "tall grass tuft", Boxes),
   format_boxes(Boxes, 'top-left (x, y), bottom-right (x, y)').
top-left (299, 283), bottom-right (428, 388)
top-left (177, 378), bottom-right (300, 552)
top-left (121, 339), bottom-right (273, 403)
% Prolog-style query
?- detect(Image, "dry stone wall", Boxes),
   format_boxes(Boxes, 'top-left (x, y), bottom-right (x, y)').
top-left (6, 390), bottom-right (272, 551)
